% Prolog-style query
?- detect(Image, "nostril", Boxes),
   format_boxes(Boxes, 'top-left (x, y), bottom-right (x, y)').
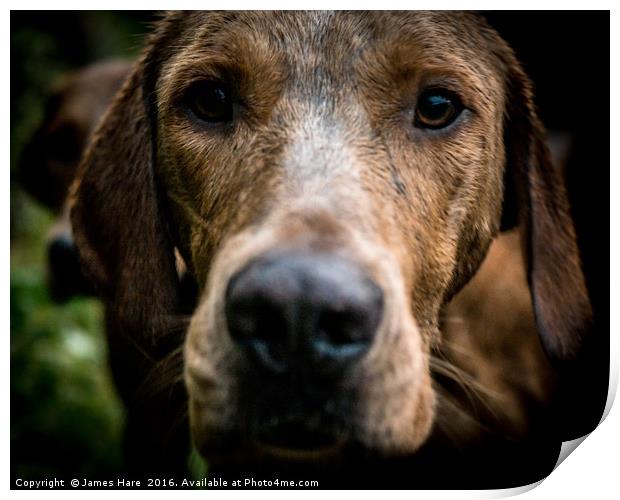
top-left (316, 310), bottom-right (364, 346)
top-left (225, 289), bottom-right (290, 374)
top-left (245, 338), bottom-right (288, 375)
top-left (227, 297), bottom-right (283, 343)
top-left (312, 283), bottom-right (384, 363)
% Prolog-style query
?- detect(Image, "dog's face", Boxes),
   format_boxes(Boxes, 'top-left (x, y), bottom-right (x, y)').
top-left (163, 11), bottom-right (506, 459)
top-left (71, 11), bottom-right (591, 465)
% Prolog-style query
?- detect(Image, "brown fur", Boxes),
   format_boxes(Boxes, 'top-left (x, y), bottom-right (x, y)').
top-left (70, 12), bottom-right (591, 484)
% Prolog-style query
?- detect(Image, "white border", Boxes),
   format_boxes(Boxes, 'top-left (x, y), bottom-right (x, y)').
top-left (5, 3), bottom-right (616, 499)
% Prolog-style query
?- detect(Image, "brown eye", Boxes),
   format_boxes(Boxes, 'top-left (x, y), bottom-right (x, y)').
top-left (185, 81), bottom-right (233, 123)
top-left (415, 89), bottom-right (463, 129)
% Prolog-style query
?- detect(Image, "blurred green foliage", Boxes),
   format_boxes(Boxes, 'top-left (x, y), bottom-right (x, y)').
top-left (11, 196), bottom-right (123, 479)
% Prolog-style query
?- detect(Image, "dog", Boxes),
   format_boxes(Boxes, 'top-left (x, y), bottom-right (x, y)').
top-left (70, 12), bottom-right (592, 487)
top-left (18, 59), bottom-right (132, 301)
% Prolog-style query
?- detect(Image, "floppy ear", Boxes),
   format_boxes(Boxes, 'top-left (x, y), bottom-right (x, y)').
top-left (502, 52), bottom-right (593, 363)
top-left (70, 48), bottom-right (180, 355)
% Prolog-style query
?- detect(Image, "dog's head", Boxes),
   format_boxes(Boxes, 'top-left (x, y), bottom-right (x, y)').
top-left (71, 12), bottom-right (591, 464)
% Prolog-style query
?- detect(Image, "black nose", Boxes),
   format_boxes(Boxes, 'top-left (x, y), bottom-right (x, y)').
top-left (47, 233), bottom-right (93, 302)
top-left (225, 252), bottom-right (383, 376)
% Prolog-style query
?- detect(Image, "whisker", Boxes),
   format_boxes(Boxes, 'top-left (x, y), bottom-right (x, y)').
top-left (430, 355), bottom-right (482, 420)
top-left (430, 352), bottom-right (503, 422)
top-left (135, 344), bottom-right (186, 404)
top-left (432, 388), bottom-right (497, 450)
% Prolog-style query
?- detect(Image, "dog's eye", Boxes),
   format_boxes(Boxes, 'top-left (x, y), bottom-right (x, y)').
top-left (185, 81), bottom-right (233, 123)
top-left (415, 89), bottom-right (463, 130)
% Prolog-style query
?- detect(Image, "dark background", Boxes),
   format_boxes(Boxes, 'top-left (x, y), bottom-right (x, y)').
top-left (10, 11), bottom-right (610, 485)
top-left (10, 11), bottom-right (162, 481)
top-left (484, 11), bottom-right (610, 445)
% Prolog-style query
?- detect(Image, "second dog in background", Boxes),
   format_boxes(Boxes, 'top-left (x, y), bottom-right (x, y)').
top-left (18, 59), bottom-right (131, 302)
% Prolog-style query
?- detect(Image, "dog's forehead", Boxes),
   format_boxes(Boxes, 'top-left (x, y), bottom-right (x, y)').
top-left (166, 11), bottom-right (500, 75)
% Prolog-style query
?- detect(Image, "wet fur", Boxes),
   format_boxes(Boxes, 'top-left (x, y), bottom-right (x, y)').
top-left (70, 11), bottom-right (591, 486)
